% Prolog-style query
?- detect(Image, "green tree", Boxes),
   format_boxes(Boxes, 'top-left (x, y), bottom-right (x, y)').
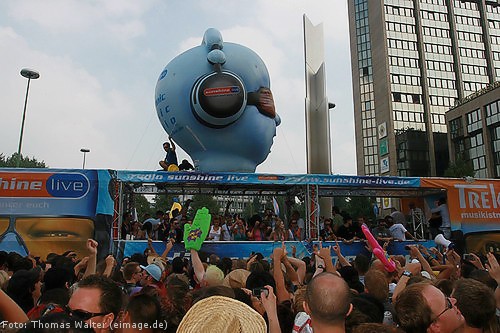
top-left (0, 153), bottom-right (47, 168)
top-left (190, 194), bottom-right (220, 217)
top-left (444, 157), bottom-right (475, 178)
top-left (151, 194), bottom-right (176, 213)
top-left (242, 196), bottom-right (262, 220)
top-left (134, 194), bottom-right (152, 221)
top-left (343, 196), bottom-right (376, 220)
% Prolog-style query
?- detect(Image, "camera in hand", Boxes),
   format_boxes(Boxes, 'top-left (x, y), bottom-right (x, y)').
top-left (252, 287), bottom-right (269, 298)
top-left (463, 253), bottom-right (474, 261)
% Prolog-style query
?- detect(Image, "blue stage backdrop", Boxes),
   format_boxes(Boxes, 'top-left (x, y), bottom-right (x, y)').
top-left (115, 240), bottom-right (435, 264)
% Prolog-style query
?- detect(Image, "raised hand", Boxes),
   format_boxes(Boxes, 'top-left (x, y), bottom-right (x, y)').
top-left (86, 239), bottom-right (98, 255)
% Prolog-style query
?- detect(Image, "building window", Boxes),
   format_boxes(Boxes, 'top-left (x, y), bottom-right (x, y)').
top-left (393, 92), bottom-right (402, 102)
top-left (450, 117), bottom-right (463, 139)
top-left (486, 100), bottom-right (500, 126)
top-left (490, 125), bottom-right (500, 177)
top-left (466, 109), bottom-right (482, 133)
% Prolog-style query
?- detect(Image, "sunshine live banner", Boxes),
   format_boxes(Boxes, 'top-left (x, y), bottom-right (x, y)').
top-left (421, 178), bottom-right (500, 235)
top-left (0, 168), bottom-right (114, 258)
top-left (116, 171), bottom-right (421, 188)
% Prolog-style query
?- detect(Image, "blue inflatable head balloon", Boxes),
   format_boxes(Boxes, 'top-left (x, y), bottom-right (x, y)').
top-left (155, 28), bottom-right (280, 172)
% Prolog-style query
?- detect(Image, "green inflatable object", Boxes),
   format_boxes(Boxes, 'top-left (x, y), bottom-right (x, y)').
top-left (184, 207), bottom-right (211, 251)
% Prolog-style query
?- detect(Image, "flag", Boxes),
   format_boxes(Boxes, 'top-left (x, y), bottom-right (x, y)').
top-left (272, 197), bottom-right (280, 217)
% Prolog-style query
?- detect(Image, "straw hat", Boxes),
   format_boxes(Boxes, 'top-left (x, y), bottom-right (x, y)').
top-left (177, 296), bottom-right (266, 333)
top-left (222, 269), bottom-right (251, 289)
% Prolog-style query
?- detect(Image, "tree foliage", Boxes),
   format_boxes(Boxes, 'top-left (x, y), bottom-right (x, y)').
top-left (134, 194), bottom-right (152, 221)
top-left (151, 194), bottom-right (176, 214)
top-left (343, 196), bottom-right (376, 221)
top-left (190, 194), bottom-right (220, 217)
top-left (444, 157), bottom-right (475, 178)
top-left (0, 153), bottom-right (47, 168)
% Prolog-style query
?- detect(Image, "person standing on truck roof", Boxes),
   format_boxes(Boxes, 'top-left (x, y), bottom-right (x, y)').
top-left (431, 197), bottom-right (451, 239)
top-left (159, 136), bottom-right (178, 171)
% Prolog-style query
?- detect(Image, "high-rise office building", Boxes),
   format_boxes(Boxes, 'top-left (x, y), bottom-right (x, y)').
top-left (347, 0), bottom-right (500, 177)
top-left (446, 83), bottom-right (500, 178)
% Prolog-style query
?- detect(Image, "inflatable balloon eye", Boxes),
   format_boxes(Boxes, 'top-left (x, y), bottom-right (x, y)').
top-left (190, 29), bottom-right (276, 129)
top-left (191, 70), bottom-right (247, 128)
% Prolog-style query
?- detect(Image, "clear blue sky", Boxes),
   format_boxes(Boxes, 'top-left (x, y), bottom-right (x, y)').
top-left (1, 0), bottom-right (356, 174)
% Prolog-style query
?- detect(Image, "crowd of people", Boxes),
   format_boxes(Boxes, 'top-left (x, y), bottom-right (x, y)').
top-left (121, 202), bottom-right (426, 247)
top-left (0, 205), bottom-right (499, 332)
top-left (121, 207), bottom-right (309, 243)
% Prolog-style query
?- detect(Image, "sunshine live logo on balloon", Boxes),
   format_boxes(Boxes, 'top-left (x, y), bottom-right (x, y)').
top-left (0, 172), bottom-right (90, 199)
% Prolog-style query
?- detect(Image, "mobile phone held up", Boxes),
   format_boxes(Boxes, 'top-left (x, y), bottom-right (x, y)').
top-left (463, 253), bottom-right (474, 261)
top-left (252, 287), bottom-right (269, 298)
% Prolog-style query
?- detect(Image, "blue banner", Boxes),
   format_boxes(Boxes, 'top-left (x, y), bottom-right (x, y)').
top-left (115, 171), bottom-right (420, 188)
top-left (0, 168), bottom-right (114, 258)
top-left (116, 240), bottom-right (434, 263)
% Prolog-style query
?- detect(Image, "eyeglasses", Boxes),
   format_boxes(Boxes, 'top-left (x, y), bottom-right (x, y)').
top-left (65, 305), bottom-right (109, 321)
top-left (431, 297), bottom-right (453, 323)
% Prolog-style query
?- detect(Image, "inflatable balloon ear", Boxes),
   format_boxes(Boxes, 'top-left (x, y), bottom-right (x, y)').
top-left (155, 28), bottom-right (281, 172)
top-left (361, 224), bottom-right (396, 272)
top-left (184, 207), bottom-right (211, 251)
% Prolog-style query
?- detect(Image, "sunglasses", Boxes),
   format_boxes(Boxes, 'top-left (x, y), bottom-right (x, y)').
top-left (65, 305), bottom-right (109, 321)
top-left (431, 297), bottom-right (453, 323)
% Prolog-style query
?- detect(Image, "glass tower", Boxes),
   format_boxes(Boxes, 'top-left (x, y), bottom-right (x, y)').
top-left (347, 0), bottom-right (500, 176)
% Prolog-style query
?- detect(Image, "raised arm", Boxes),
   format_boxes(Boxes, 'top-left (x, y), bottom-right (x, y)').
top-left (0, 288), bottom-right (28, 323)
top-left (160, 238), bottom-right (175, 260)
top-left (272, 247), bottom-right (290, 303)
top-left (83, 239), bottom-right (98, 278)
top-left (261, 286), bottom-right (281, 333)
top-left (169, 136), bottom-right (176, 150)
top-left (485, 252), bottom-right (500, 309)
top-left (102, 255), bottom-right (116, 278)
top-left (317, 242), bottom-right (337, 275)
top-left (190, 249), bottom-right (205, 286)
top-left (409, 245), bottom-right (434, 280)
top-left (333, 242), bottom-right (352, 267)
top-left (392, 262), bottom-right (421, 303)
top-left (282, 256), bottom-right (300, 286)
top-left (147, 238), bottom-right (159, 256)
top-left (286, 254), bottom-right (306, 285)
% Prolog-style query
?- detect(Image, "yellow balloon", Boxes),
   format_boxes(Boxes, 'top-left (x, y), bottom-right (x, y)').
top-left (169, 202), bottom-right (182, 218)
top-left (167, 164), bottom-right (179, 171)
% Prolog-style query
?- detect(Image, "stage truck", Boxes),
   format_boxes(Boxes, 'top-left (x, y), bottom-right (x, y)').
top-left (0, 168), bottom-right (499, 261)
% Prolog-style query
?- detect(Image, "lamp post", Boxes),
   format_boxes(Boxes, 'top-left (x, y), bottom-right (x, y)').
top-left (80, 148), bottom-right (90, 169)
top-left (17, 68), bottom-right (40, 167)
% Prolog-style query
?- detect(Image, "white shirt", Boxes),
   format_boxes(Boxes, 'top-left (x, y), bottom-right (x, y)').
top-left (209, 225), bottom-right (221, 241)
top-left (431, 204), bottom-right (451, 228)
top-left (221, 224), bottom-right (231, 241)
top-left (389, 223), bottom-right (407, 241)
top-left (143, 218), bottom-right (161, 226)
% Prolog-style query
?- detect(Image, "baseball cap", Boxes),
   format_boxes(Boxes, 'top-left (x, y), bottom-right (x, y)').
top-left (140, 264), bottom-right (162, 282)
top-left (204, 265), bottom-right (224, 286)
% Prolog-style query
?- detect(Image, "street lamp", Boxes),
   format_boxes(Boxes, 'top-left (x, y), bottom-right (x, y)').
top-left (80, 148), bottom-right (90, 169)
top-left (17, 68), bottom-right (40, 167)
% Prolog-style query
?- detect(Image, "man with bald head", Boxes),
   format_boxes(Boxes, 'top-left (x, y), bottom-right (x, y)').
top-left (395, 282), bottom-right (465, 333)
top-left (303, 272), bottom-right (352, 333)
